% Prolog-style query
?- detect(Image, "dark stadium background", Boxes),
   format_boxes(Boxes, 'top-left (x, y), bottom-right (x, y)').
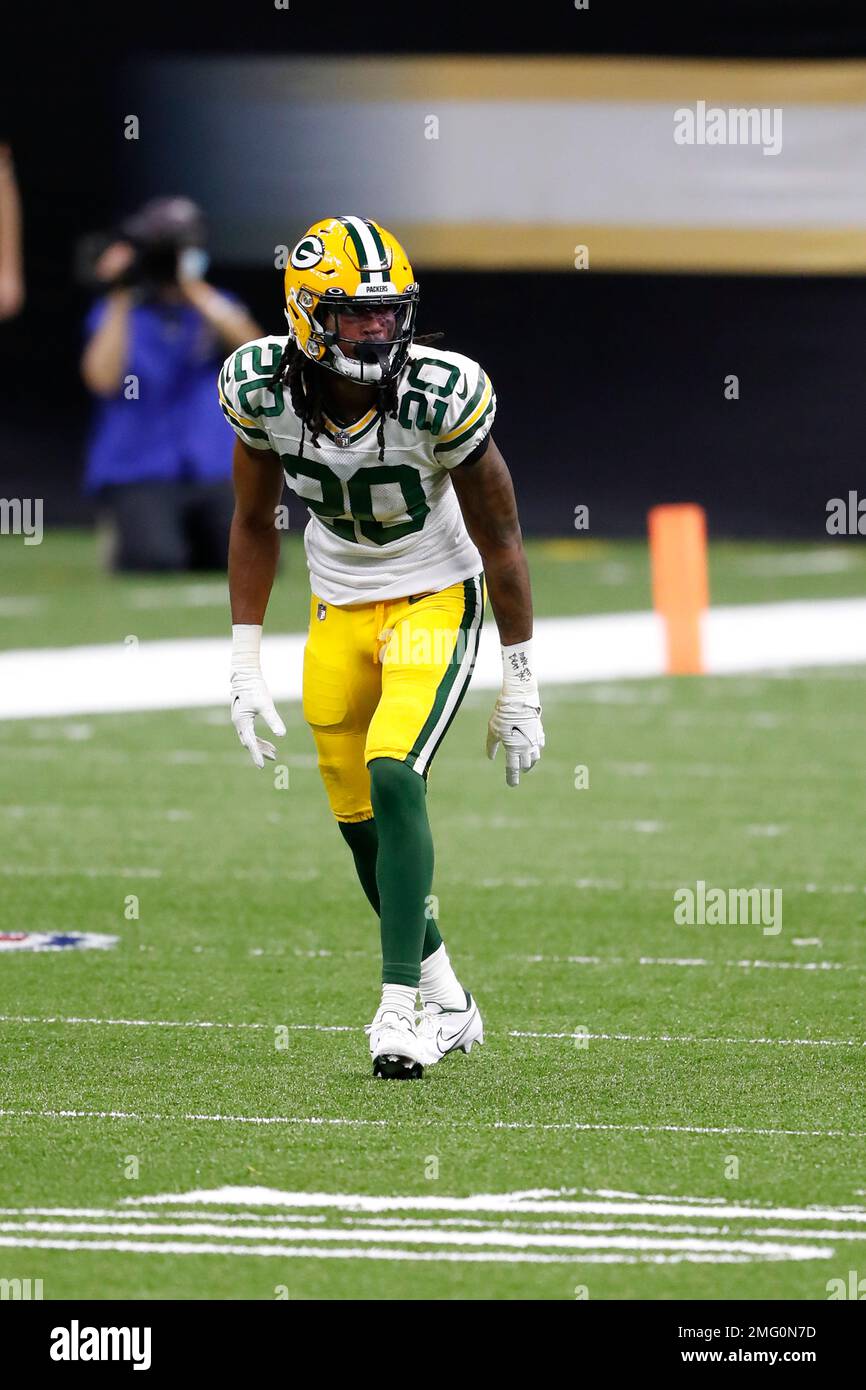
top-left (1, 0), bottom-right (864, 536)
top-left (3, 0), bottom-right (866, 1326)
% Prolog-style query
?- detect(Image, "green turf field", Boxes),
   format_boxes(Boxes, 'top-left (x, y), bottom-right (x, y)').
top-left (0, 534), bottom-right (864, 1299)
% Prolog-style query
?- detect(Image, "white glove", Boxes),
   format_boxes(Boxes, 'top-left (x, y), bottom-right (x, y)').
top-left (486, 639), bottom-right (545, 787)
top-left (230, 624), bottom-right (286, 769)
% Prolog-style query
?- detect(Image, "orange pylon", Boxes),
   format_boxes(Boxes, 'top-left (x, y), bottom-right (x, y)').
top-left (648, 504), bottom-right (709, 675)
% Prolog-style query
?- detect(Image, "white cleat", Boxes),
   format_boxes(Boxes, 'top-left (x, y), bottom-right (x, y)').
top-left (416, 991), bottom-right (484, 1067)
top-left (365, 1006), bottom-right (427, 1080)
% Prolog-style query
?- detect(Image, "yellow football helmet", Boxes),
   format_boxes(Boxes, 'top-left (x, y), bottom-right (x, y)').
top-left (284, 216), bottom-right (419, 385)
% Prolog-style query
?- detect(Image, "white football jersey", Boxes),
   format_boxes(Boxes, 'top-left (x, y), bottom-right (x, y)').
top-left (219, 337), bottom-right (494, 605)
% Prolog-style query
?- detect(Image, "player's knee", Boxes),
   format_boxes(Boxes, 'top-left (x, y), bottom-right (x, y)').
top-left (368, 755), bottom-right (423, 817)
top-left (315, 759), bottom-right (371, 822)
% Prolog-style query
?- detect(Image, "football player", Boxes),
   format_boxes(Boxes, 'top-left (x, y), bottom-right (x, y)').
top-left (220, 216), bottom-right (544, 1079)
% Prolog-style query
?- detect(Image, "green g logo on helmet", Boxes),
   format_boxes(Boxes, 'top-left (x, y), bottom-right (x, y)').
top-left (290, 235), bottom-right (325, 270)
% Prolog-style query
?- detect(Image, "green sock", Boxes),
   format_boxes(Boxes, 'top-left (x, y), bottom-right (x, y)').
top-left (338, 817), bottom-right (381, 916)
top-left (338, 814), bottom-right (443, 958)
top-left (423, 913), bottom-right (443, 959)
top-left (368, 757), bottom-right (437, 987)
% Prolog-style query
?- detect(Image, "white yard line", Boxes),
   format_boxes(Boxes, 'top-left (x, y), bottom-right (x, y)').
top-left (3, 596), bottom-right (866, 719)
top-left (0, 1015), bottom-right (858, 1047)
top-left (526, 955), bottom-right (853, 971)
top-left (1, 1208), bottom-right (857, 1244)
top-left (0, 866), bottom-right (163, 878)
top-left (0, 1236), bottom-right (773, 1264)
top-left (477, 880), bottom-right (866, 897)
top-left (0, 1015), bottom-right (349, 1031)
top-left (14, 1185), bottom-right (866, 1225)
top-left (0, 1219), bottom-right (833, 1259)
top-left (509, 1031), bottom-right (863, 1047)
top-left (0, 1108), bottom-right (861, 1139)
top-left (120, 1188), bottom-right (866, 1224)
top-left (1, 1208), bottom-right (858, 1240)
top-left (0, 1187), bottom-right (857, 1265)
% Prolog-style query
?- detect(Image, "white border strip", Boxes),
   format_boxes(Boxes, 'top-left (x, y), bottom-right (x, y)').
top-left (3, 596), bottom-right (866, 719)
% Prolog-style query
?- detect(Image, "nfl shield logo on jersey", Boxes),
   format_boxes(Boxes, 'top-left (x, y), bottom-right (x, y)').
top-left (317, 602), bottom-right (327, 621)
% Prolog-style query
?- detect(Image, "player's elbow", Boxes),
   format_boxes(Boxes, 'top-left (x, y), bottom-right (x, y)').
top-left (471, 525), bottom-right (524, 564)
top-left (231, 503), bottom-right (281, 537)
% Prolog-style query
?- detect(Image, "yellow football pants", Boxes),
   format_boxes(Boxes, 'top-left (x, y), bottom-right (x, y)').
top-left (303, 572), bottom-right (486, 822)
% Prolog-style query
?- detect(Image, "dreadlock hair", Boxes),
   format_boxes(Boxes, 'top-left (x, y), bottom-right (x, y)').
top-left (270, 331), bottom-right (445, 462)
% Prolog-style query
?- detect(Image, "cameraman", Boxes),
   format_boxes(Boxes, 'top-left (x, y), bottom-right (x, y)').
top-left (81, 197), bottom-right (261, 571)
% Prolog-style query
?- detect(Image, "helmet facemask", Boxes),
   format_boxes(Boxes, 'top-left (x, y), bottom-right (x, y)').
top-left (288, 288), bottom-right (419, 385)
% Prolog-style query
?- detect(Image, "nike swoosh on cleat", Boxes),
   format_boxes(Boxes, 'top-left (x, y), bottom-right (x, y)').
top-left (433, 1014), bottom-right (476, 1056)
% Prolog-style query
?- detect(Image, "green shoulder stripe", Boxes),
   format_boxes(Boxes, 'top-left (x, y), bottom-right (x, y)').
top-left (435, 397), bottom-right (495, 454)
top-left (219, 402), bottom-right (270, 442)
top-left (447, 369), bottom-right (488, 434)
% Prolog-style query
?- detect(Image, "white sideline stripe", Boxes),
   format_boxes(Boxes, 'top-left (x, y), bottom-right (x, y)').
top-left (0, 1014), bottom-right (857, 1049)
top-left (0, 1187), bottom-right (856, 1266)
top-left (0, 1015), bottom-right (269, 1031)
top-left (647, 958), bottom-right (848, 972)
top-left (527, 954), bottom-right (851, 972)
top-left (3, 596), bottom-right (866, 719)
top-left (0, 866), bottom-right (163, 879)
top-left (0, 1108), bottom-right (862, 1140)
top-left (1, 1208), bottom-right (861, 1241)
top-left (0, 1208), bottom-right (324, 1223)
top-left (491, 881), bottom-right (866, 898)
top-left (356, 1218), bottom-right (866, 1242)
top-left (120, 1188), bottom-right (866, 1224)
top-left (476, 876), bottom-right (866, 893)
top-left (0, 1237), bottom-right (775, 1265)
top-left (489, 1121), bottom-right (866, 1137)
top-left (10, 1187), bottom-right (866, 1225)
top-left (0, 1220), bottom-right (832, 1259)
top-left (0, 1108), bottom-right (384, 1128)
top-left (510, 1031), bottom-right (863, 1047)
